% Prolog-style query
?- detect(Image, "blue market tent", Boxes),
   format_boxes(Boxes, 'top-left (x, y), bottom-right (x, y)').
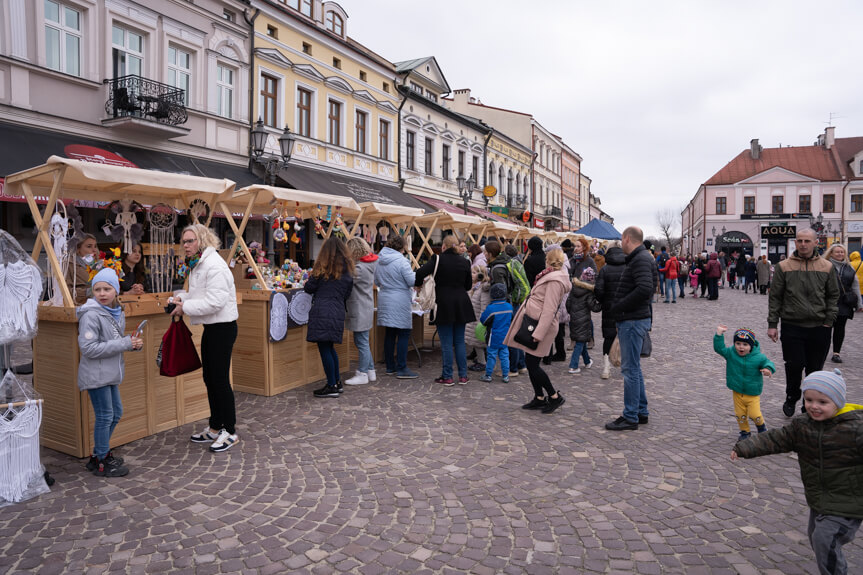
top-left (576, 218), bottom-right (621, 240)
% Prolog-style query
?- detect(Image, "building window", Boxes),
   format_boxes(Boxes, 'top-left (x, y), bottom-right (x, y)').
top-left (743, 196), bottom-right (755, 214)
top-left (823, 194), bottom-right (835, 212)
top-left (302, 42), bottom-right (312, 55)
top-left (260, 74), bottom-right (278, 127)
top-left (410, 81), bottom-right (423, 95)
top-left (216, 64), bottom-right (234, 118)
top-left (425, 90), bottom-right (437, 102)
top-left (715, 197), bottom-right (726, 214)
top-left (328, 100), bottom-right (341, 146)
top-left (355, 110), bottom-right (367, 154)
top-left (383, 82), bottom-right (389, 93)
top-left (167, 46), bottom-right (191, 105)
top-left (325, 12), bottom-right (343, 36)
top-left (772, 196), bottom-right (783, 214)
top-left (297, 87), bottom-right (311, 137)
top-left (441, 144), bottom-right (450, 180)
top-left (379, 120), bottom-right (389, 161)
top-left (457, 151), bottom-right (465, 178)
top-left (851, 194), bottom-right (863, 213)
top-left (488, 162), bottom-right (494, 190)
top-left (424, 138), bottom-right (433, 176)
top-left (406, 131), bottom-right (416, 171)
top-left (799, 194), bottom-right (811, 213)
top-left (111, 24), bottom-right (143, 77)
top-left (300, 0), bottom-right (312, 17)
top-left (472, 156), bottom-right (479, 184)
top-left (45, 0), bottom-right (81, 76)
top-left (359, 70), bottom-right (366, 82)
top-left (332, 57), bottom-right (341, 70)
top-left (266, 25), bottom-right (278, 38)
top-left (222, 9), bottom-right (235, 22)
top-left (859, 160), bottom-right (863, 175)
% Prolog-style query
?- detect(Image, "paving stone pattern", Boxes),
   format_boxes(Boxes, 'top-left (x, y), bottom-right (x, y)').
top-left (2, 288), bottom-right (861, 574)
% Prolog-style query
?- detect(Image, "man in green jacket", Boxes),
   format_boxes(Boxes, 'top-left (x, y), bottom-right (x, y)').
top-left (767, 228), bottom-right (839, 416)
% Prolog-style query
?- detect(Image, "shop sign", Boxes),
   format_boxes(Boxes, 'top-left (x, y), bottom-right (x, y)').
top-left (761, 224), bottom-right (796, 239)
top-left (741, 213), bottom-right (809, 220)
top-left (535, 218), bottom-right (545, 229)
top-left (483, 185), bottom-right (497, 198)
top-left (847, 221), bottom-right (863, 233)
top-left (717, 231), bottom-right (752, 245)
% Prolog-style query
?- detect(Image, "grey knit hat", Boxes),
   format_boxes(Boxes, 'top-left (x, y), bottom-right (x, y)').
top-left (490, 283), bottom-right (507, 301)
top-left (801, 369), bottom-right (846, 409)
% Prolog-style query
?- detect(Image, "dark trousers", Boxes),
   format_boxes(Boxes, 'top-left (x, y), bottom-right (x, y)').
top-left (759, 284), bottom-right (768, 295)
top-left (602, 334), bottom-right (616, 355)
top-left (201, 321), bottom-right (238, 435)
top-left (699, 276), bottom-right (707, 297)
top-left (677, 276), bottom-right (687, 297)
top-left (384, 327), bottom-right (411, 372)
top-left (780, 323), bottom-right (831, 402)
top-left (545, 324), bottom-right (566, 360)
top-left (707, 277), bottom-right (719, 300)
top-left (832, 315), bottom-right (849, 354)
top-left (525, 352), bottom-right (555, 398)
top-left (317, 341), bottom-right (340, 387)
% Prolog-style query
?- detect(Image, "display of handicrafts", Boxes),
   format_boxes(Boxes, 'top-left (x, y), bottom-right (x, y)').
top-left (147, 203), bottom-right (178, 293)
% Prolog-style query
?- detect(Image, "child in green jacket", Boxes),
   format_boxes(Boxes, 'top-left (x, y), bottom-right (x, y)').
top-left (714, 326), bottom-right (776, 441)
top-left (732, 370), bottom-right (863, 575)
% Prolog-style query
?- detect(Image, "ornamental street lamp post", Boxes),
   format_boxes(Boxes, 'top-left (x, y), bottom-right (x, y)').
top-left (566, 205), bottom-right (574, 230)
top-left (457, 175), bottom-right (476, 216)
top-left (250, 119), bottom-right (295, 186)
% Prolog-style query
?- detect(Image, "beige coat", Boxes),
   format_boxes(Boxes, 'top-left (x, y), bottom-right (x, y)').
top-left (504, 268), bottom-right (571, 357)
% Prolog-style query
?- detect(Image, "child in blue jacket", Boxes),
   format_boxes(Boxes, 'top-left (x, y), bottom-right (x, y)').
top-left (479, 283), bottom-right (513, 383)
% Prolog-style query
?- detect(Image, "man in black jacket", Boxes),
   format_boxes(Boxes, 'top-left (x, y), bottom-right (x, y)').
top-left (605, 226), bottom-right (657, 431)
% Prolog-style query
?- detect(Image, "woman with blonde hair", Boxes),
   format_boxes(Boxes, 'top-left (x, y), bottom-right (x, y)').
top-left (305, 237), bottom-right (355, 397)
top-left (824, 243), bottom-right (862, 364)
top-left (504, 247), bottom-right (572, 413)
top-left (171, 224), bottom-right (240, 452)
top-left (344, 237), bottom-right (378, 385)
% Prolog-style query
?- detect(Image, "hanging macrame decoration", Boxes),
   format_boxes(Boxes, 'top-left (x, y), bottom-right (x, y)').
top-left (378, 225), bottom-right (389, 244)
top-left (46, 201), bottom-right (70, 306)
top-left (0, 369), bottom-right (50, 507)
top-left (188, 199), bottom-right (210, 225)
top-left (104, 199), bottom-right (144, 255)
top-left (147, 203), bottom-right (177, 293)
top-left (0, 230), bottom-right (42, 345)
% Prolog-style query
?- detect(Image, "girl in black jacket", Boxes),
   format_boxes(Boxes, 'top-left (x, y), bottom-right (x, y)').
top-left (305, 237), bottom-right (354, 398)
top-left (594, 243), bottom-right (626, 378)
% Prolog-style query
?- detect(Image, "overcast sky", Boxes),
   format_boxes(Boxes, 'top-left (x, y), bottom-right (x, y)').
top-left (341, 0), bottom-right (863, 237)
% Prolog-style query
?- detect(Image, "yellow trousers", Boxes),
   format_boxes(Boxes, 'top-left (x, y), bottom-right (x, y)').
top-left (733, 391), bottom-right (764, 432)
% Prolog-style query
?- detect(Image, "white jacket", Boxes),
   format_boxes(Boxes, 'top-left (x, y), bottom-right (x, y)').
top-left (181, 246), bottom-right (238, 325)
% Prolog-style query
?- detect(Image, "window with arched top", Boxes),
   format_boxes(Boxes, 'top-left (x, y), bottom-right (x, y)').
top-left (499, 165), bottom-right (505, 204)
top-left (507, 169), bottom-right (513, 200)
top-left (325, 12), bottom-right (343, 36)
top-left (488, 162), bottom-right (495, 189)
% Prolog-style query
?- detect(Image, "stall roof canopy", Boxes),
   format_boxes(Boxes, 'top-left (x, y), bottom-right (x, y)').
top-left (413, 209), bottom-right (486, 231)
top-left (357, 202), bottom-right (424, 224)
top-left (575, 218), bottom-right (622, 240)
top-left (278, 164), bottom-right (428, 211)
top-left (0, 121), bottom-right (259, 187)
top-left (5, 156), bottom-right (235, 206)
top-left (226, 184), bottom-right (362, 219)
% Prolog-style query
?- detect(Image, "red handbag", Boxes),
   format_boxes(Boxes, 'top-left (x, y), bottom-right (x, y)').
top-left (158, 318), bottom-right (202, 377)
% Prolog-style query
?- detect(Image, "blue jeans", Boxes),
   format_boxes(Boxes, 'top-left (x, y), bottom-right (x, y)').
top-left (618, 318), bottom-right (651, 422)
top-left (569, 342), bottom-right (591, 368)
top-left (508, 347), bottom-right (526, 373)
top-left (87, 385), bottom-right (122, 459)
top-left (317, 341), bottom-right (340, 387)
top-left (353, 330), bottom-right (374, 373)
top-left (664, 278), bottom-right (677, 302)
top-left (485, 345), bottom-right (510, 378)
top-left (384, 327), bottom-right (411, 372)
top-left (658, 272), bottom-right (665, 295)
top-left (437, 323), bottom-right (467, 379)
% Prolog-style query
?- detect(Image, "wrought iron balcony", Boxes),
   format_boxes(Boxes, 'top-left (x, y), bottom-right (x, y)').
top-left (105, 75), bottom-right (188, 126)
top-left (546, 206), bottom-right (562, 218)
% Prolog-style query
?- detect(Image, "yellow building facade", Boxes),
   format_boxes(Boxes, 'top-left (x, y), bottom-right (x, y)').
top-left (485, 133), bottom-right (533, 220)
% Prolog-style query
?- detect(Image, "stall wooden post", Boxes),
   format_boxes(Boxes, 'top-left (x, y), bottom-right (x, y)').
top-left (347, 206), bottom-right (367, 238)
top-left (217, 196), bottom-right (268, 289)
top-left (412, 214), bottom-right (439, 267)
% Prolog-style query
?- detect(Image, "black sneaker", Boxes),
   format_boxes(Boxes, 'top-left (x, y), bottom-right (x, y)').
top-left (86, 451), bottom-right (124, 472)
top-left (521, 397), bottom-right (547, 410)
top-left (313, 384), bottom-right (340, 398)
top-left (336, 381), bottom-right (344, 394)
top-left (737, 431), bottom-right (752, 442)
top-left (782, 398), bottom-right (796, 417)
top-left (756, 424), bottom-right (767, 433)
top-left (605, 416), bottom-right (638, 431)
top-left (93, 457), bottom-right (129, 477)
top-left (638, 415), bottom-right (649, 425)
top-left (831, 354), bottom-right (842, 363)
top-left (541, 394), bottom-right (565, 414)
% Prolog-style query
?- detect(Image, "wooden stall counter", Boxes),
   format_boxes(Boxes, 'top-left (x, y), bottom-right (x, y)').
top-left (34, 292), bottom-right (243, 458)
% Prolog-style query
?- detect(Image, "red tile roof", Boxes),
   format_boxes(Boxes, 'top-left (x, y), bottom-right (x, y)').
top-left (704, 144), bottom-right (842, 186)
top-left (832, 137), bottom-right (863, 180)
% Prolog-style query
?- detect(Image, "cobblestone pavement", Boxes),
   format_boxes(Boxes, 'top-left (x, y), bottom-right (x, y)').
top-left (2, 287), bottom-right (862, 574)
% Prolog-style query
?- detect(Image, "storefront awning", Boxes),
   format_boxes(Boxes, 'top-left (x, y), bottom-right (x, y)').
top-left (0, 121), bottom-right (259, 198)
top-left (278, 164), bottom-right (428, 211)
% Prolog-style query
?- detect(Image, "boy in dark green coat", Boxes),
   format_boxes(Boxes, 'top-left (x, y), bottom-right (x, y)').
top-left (732, 370), bottom-right (863, 575)
top-left (714, 326), bottom-right (776, 441)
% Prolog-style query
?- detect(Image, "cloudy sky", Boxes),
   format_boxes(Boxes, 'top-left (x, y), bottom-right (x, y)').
top-left (341, 0), bottom-right (863, 237)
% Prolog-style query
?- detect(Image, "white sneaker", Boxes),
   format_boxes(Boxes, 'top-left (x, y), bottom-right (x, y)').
top-left (568, 367), bottom-right (581, 374)
top-left (209, 430), bottom-right (238, 452)
top-left (601, 355), bottom-right (611, 379)
top-left (190, 426), bottom-right (220, 443)
top-left (345, 371), bottom-right (369, 385)
top-left (367, 370), bottom-right (377, 382)
top-left (584, 360), bottom-right (594, 369)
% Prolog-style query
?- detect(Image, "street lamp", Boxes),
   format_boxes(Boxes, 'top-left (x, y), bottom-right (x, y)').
top-left (250, 118), bottom-right (295, 186)
top-left (722, 225), bottom-right (727, 235)
top-left (457, 174), bottom-right (476, 215)
top-left (808, 212), bottom-right (834, 251)
top-left (566, 205), bottom-right (574, 230)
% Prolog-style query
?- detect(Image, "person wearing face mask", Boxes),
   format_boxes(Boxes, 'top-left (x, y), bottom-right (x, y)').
top-left (66, 233), bottom-right (99, 306)
top-left (119, 243), bottom-right (148, 295)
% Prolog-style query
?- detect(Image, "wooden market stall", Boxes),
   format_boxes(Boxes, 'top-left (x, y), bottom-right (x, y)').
top-left (4, 156), bottom-right (237, 458)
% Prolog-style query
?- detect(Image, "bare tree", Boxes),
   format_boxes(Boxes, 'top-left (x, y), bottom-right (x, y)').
top-left (656, 208), bottom-right (681, 253)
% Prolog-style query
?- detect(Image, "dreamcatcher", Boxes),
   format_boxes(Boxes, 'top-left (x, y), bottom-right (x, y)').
top-left (188, 199), bottom-right (210, 225)
top-left (63, 203), bottom-right (85, 253)
top-left (148, 203), bottom-right (177, 293)
top-left (103, 199), bottom-right (144, 254)
top-left (0, 230), bottom-right (41, 345)
top-left (45, 201), bottom-right (70, 306)
top-left (288, 291), bottom-right (312, 325)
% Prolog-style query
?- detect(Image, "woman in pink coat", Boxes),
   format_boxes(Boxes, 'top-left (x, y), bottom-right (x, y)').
top-left (504, 247), bottom-right (572, 414)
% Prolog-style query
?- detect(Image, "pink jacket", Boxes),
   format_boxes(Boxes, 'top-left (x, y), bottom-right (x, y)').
top-left (504, 268), bottom-right (571, 357)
